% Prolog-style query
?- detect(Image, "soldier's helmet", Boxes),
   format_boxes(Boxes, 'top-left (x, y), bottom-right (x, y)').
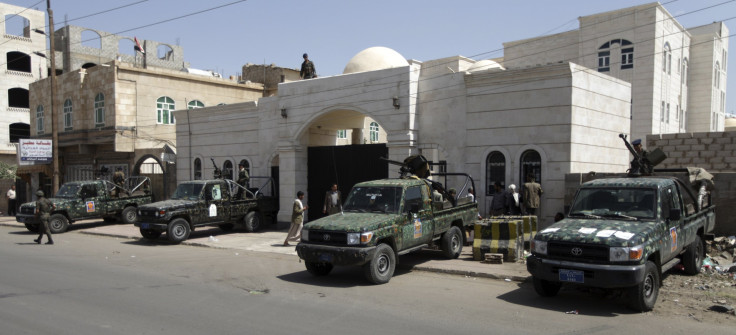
top-left (36, 190), bottom-right (44, 197)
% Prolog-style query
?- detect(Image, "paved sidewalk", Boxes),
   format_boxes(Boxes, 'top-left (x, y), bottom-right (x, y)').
top-left (0, 215), bottom-right (530, 282)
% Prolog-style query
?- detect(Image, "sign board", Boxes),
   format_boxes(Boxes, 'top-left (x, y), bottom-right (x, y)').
top-left (19, 139), bottom-right (52, 164)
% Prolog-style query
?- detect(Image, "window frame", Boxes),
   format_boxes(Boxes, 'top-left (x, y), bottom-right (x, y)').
top-left (187, 100), bottom-right (205, 109)
top-left (369, 122), bottom-right (379, 142)
top-left (157, 96), bottom-right (176, 125)
top-left (94, 92), bottom-right (105, 127)
top-left (36, 105), bottom-right (44, 134)
top-left (63, 99), bottom-right (73, 130)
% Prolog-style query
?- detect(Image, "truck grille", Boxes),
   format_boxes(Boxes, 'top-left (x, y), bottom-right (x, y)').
top-left (307, 230), bottom-right (347, 245)
top-left (20, 207), bottom-right (35, 215)
top-left (547, 241), bottom-right (609, 263)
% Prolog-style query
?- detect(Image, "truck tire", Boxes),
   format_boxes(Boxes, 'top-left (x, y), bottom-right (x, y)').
top-left (363, 243), bottom-right (396, 284)
top-left (627, 261), bottom-right (659, 312)
top-left (305, 262), bottom-right (333, 276)
top-left (441, 226), bottom-right (463, 259)
top-left (682, 237), bottom-right (704, 275)
top-left (140, 228), bottom-right (162, 240)
top-left (244, 211), bottom-right (261, 232)
top-left (121, 206), bottom-right (137, 225)
top-left (218, 223), bottom-right (234, 231)
top-left (48, 214), bottom-right (69, 233)
top-left (25, 223), bottom-right (39, 233)
top-left (167, 218), bottom-right (191, 243)
top-left (533, 277), bottom-right (561, 297)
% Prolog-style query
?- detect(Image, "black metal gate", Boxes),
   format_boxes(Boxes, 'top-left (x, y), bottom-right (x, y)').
top-left (307, 144), bottom-right (388, 221)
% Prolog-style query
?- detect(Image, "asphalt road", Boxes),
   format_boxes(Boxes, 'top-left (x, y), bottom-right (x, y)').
top-left (1, 226), bottom-right (733, 335)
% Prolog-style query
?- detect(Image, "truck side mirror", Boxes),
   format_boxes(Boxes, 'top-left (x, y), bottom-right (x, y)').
top-left (669, 208), bottom-right (681, 221)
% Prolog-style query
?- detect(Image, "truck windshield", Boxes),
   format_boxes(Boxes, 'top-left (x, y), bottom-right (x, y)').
top-left (55, 184), bottom-right (81, 198)
top-left (343, 186), bottom-right (402, 214)
top-left (171, 183), bottom-right (205, 201)
top-left (569, 188), bottom-right (656, 220)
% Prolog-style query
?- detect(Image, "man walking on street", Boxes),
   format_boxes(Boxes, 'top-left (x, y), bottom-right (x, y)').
top-left (34, 190), bottom-right (55, 245)
top-left (284, 191), bottom-right (308, 246)
top-left (6, 184), bottom-right (16, 216)
top-left (300, 53), bottom-right (316, 79)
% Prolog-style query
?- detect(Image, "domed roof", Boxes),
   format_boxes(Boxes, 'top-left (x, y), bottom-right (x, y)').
top-left (725, 117), bottom-right (736, 131)
top-left (467, 59), bottom-right (505, 72)
top-left (343, 47), bottom-right (409, 74)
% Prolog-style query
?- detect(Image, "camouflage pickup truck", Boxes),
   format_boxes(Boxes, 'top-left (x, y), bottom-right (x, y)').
top-left (527, 171), bottom-right (716, 311)
top-left (296, 173), bottom-right (478, 284)
top-left (135, 177), bottom-right (278, 243)
top-left (16, 177), bottom-right (152, 233)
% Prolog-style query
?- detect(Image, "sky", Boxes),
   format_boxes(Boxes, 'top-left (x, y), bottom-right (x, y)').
top-left (4, 0), bottom-right (736, 116)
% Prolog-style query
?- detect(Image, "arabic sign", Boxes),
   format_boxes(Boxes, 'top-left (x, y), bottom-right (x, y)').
top-left (19, 139), bottom-right (52, 163)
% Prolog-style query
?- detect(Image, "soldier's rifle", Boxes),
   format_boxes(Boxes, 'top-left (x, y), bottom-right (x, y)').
top-left (210, 158), bottom-right (223, 179)
top-left (619, 134), bottom-right (652, 175)
top-left (379, 156), bottom-right (449, 199)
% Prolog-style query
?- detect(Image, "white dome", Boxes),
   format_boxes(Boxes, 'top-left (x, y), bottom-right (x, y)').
top-left (725, 117), bottom-right (736, 131)
top-left (467, 59), bottom-right (505, 72)
top-left (343, 47), bottom-right (409, 74)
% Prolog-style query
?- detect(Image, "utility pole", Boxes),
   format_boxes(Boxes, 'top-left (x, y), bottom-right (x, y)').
top-left (47, 0), bottom-right (60, 193)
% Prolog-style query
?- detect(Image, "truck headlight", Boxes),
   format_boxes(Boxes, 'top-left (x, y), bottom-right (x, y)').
top-left (347, 233), bottom-right (360, 245)
top-left (610, 245), bottom-right (644, 262)
top-left (301, 229), bottom-right (309, 241)
top-left (347, 231), bottom-right (373, 245)
top-left (531, 240), bottom-right (547, 255)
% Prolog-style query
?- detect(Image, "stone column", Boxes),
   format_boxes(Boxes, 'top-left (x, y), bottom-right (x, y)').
top-left (351, 128), bottom-right (363, 144)
top-left (277, 144), bottom-right (308, 223)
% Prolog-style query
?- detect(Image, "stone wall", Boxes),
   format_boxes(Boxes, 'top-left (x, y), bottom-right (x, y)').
top-left (647, 131), bottom-right (736, 172)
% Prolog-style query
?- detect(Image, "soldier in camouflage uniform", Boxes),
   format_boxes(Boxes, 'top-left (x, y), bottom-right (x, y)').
top-left (236, 163), bottom-right (250, 199)
top-left (34, 190), bottom-right (55, 245)
top-left (300, 53), bottom-right (316, 79)
top-left (113, 167), bottom-right (126, 197)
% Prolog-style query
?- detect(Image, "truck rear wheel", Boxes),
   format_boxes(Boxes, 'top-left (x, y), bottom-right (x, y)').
top-left (682, 237), bottom-right (704, 275)
top-left (363, 244), bottom-right (396, 284)
top-left (48, 214), bottom-right (69, 234)
top-left (24, 223), bottom-right (39, 233)
top-left (167, 218), bottom-right (191, 243)
top-left (441, 226), bottom-right (463, 259)
top-left (305, 262), bottom-right (333, 276)
top-left (121, 206), bottom-right (137, 225)
top-left (244, 211), bottom-right (261, 232)
top-left (627, 261), bottom-right (659, 312)
top-left (532, 277), bottom-right (561, 297)
top-left (140, 228), bottom-right (162, 240)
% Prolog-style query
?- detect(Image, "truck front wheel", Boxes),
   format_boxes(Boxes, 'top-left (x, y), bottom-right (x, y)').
top-left (244, 211), bottom-right (261, 232)
top-left (305, 262), bottom-right (333, 276)
top-left (532, 277), bottom-right (561, 297)
top-left (441, 226), bottom-right (463, 259)
top-left (627, 261), bottom-right (659, 312)
top-left (48, 214), bottom-right (69, 233)
top-left (121, 206), bottom-right (137, 225)
top-left (682, 237), bottom-right (704, 275)
top-left (167, 218), bottom-right (191, 243)
top-left (363, 244), bottom-right (396, 284)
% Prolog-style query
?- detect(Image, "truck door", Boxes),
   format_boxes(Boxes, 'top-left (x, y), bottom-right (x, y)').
top-left (78, 183), bottom-right (105, 219)
top-left (661, 185), bottom-right (684, 261)
top-left (203, 181), bottom-right (229, 223)
top-left (401, 185), bottom-right (433, 249)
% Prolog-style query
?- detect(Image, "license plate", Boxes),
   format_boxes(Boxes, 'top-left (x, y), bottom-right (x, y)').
top-left (140, 223), bottom-right (149, 229)
top-left (318, 253), bottom-right (333, 262)
top-left (559, 269), bottom-right (584, 283)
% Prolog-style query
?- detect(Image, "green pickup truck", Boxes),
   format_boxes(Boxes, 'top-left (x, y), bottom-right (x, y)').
top-left (135, 177), bottom-right (278, 243)
top-left (16, 177), bottom-right (152, 233)
top-left (527, 171), bottom-right (716, 311)
top-left (296, 173), bottom-right (478, 284)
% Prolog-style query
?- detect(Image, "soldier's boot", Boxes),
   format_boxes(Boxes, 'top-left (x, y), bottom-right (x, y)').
top-left (34, 236), bottom-right (41, 244)
top-left (45, 233), bottom-right (53, 245)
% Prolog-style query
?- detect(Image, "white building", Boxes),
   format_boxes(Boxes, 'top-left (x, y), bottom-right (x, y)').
top-left (177, 2), bottom-right (728, 227)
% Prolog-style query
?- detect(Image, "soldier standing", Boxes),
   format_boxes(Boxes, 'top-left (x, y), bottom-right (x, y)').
top-left (630, 139), bottom-right (652, 175)
top-left (34, 190), bottom-right (55, 245)
top-left (300, 53), bottom-right (317, 79)
top-left (236, 163), bottom-right (250, 199)
top-left (322, 183), bottom-right (342, 215)
top-left (113, 167), bottom-right (126, 197)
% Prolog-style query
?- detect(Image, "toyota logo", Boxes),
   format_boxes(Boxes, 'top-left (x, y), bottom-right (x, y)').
top-left (323, 234), bottom-right (331, 241)
top-left (570, 247), bottom-right (583, 256)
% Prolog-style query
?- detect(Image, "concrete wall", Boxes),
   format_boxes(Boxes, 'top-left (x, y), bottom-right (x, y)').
top-left (647, 131), bottom-right (736, 171)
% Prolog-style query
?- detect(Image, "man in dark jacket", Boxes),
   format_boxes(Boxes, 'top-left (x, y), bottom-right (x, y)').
top-left (34, 190), bottom-right (55, 245)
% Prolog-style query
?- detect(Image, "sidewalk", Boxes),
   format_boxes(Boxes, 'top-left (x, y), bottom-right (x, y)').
top-left (0, 215), bottom-right (530, 282)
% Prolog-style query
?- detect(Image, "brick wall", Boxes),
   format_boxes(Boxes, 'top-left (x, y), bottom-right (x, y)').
top-left (647, 131), bottom-right (736, 172)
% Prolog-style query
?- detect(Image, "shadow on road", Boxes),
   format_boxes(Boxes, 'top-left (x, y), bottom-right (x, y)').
top-left (497, 282), bottom-right (639, 316)
top-left (278, 263), bottom-right (415, 288)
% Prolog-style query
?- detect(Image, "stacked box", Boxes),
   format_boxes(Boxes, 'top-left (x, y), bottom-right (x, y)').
top-left (472, 218), bottom-right (523, 262)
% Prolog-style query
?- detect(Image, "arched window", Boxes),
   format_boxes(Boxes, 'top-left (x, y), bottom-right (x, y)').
top-left (223, 160), bottom-right (233, 180)
top-left (188, 100), bottom-right (204, 109)
top-left (714, 61), bottom-right (721, 89)
top-left (94, 93), bottom-right (105, 126)
top-left (36, 105), bottom-right (44, 134)
top-left (6, 51), bottom-right (31, 73)
top-left (81, 30), bottom-right (101, 49)
top-left (193, 158), bottom-right (202, 180)
top-left (598, 39), bottom-right (633, 72)
top-left (520, 150), bottom-right (542, 186)
top-left (663, 42), bottom-right (672, 74)
top-left (157, 96), bottom-right (175, 124)
top-left (9, 123), bottom-right (30, 143)
top-left (4, 14), bottom-right (29, 37)
top-left (63, 99), bottom-right (73, 130)
top-left (157, 44), bottom-right (174, 60)
top-left (8, 87), bottom-right (29, 108)
top-left (369, 122), bottom-right (379, 142)
top-left (485, 152), bottom-right (505, 196)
